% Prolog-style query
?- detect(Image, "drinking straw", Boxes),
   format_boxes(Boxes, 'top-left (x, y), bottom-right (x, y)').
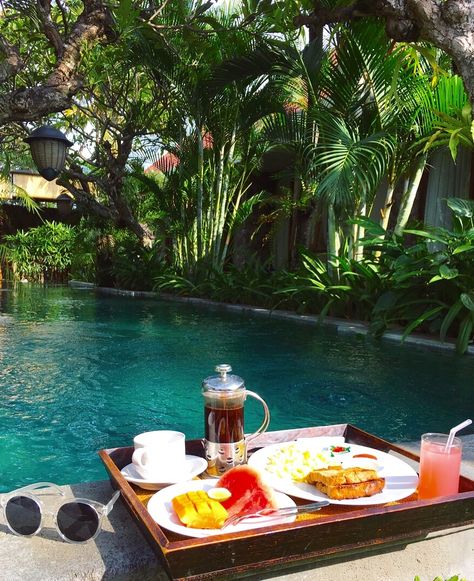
top-left (445, 418), bottom-right (472, 451)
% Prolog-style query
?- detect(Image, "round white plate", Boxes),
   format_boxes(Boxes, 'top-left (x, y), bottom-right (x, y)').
top-left (121, 455), bottom-right (208, 490)
top-left (147, 479), bottom-right (297, 538)
top-left (248, 441), bottom-right (419, 506)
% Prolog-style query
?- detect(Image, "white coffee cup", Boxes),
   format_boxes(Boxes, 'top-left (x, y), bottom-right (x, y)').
top-left (132, 430), bottom-right (186, 480)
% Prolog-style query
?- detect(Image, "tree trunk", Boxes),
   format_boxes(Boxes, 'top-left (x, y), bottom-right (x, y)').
top-left (327, 202), bottom-right (340, 277)
top-left (380, 180), bottom-right (396, 230)
top-left (210, 143), bottom-right (226, 259)
top-left (196, 128), bottom-right (204, 259)
top-left (214, 127), bottom-right (237, 269)
top-left (289, 174), bottom-right (302, 268)
top-left (394, 153), bottom-right (428, 236)
top-left (59, 132), bottom-right (155, 248)
top-left (353, 201), bottom-right (366, 261)
top-left (303, 201), bottom-right (320, 250)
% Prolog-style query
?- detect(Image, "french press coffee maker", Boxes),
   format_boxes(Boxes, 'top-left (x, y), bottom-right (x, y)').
top-left (202, 364), bottom-right (270, 475)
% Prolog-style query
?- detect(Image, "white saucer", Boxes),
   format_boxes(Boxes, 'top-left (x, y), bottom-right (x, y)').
top-left (121, 455), bottom-right (208, 490)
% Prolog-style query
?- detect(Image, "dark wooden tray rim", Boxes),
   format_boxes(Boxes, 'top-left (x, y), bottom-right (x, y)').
top-left (99, 424), bottom-right (474, 581)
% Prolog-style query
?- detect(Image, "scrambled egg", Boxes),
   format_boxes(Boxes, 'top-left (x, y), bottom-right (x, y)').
top-left (265, 444), bottom-right (334, 482)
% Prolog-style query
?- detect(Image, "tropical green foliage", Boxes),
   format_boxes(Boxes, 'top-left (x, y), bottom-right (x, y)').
top-left (126, 3), bottom-right (281, 274)
top-left (107, 233), bottom-right (165, 291)
top-left (68, 220), bottom-right (166, 290)
top-left (219, 20), bottom-right (398, 264)
top-left (1, 1), bottom-right (473, 354)
top-left (154, 257), bottom-right (295, 310)
top-left (151, 199), bottom-right (474, 354)
top-left (369, 200), bottom-right (474, 353)
top-left (0, 222), bottom-right (76, 283)
top-left (276, 248), bottom-right (385, 321)
top-left (418, 75), bottom-right (473, 159)
top-left (413, 575), bottom-right (467, 581)
top-left (281, 199), bottom-right (474, 353)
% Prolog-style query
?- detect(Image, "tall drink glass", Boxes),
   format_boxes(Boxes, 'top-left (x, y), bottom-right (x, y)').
top-left (418, 433), bottom-right (462, 499)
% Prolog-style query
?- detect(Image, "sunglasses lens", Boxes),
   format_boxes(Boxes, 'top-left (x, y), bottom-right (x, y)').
top-left (5, 496), bottom-right (41, 535)
top-left (57, 502), bottom-right (99, 543)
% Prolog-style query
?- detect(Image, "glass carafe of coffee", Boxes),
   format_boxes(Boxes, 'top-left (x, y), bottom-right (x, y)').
top-left (202, 364), bottom-right (270, 476)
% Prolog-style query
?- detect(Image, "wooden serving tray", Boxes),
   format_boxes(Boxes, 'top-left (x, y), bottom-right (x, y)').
top-left (99, 424), bottom-right (474, 581)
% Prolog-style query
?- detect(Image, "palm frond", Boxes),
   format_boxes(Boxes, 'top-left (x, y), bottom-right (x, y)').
top-left (0, 179), bottom-right (41, 215)
top-left (314, 112), bottom-right (394, 206)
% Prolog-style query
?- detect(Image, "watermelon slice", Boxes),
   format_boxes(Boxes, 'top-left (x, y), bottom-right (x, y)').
top-left (216, 465), bottom-right (277, 518)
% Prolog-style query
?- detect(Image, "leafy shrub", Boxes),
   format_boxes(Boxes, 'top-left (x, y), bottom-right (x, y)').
top-left (276, 249), bottom-right (386, 320)
top-left (69, 220), bottom-right (165, 290)
top-left (414, 576), bottom-right (467, 581)
top-left (362, 200), bottom-right (474, 353)
top-left (109, 232), bottom-right (165, 291)
top-left (154, 257), bottom-right (298, 310)
top-left (69, 218), bottom-right (103, 283)
top-left (0, 221), bottom-right (76, 282)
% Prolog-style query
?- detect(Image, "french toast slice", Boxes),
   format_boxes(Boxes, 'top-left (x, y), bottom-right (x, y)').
top-left (314, 478), bottom-right (385, 500)
top-left (307, 466), bottom-right (379, 486)
top-left (307, 465), bottom-right (385, 500)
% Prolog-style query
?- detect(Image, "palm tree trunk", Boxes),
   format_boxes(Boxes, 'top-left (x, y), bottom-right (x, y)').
top-left (196, 128), bottom-right (204, 258)
top-left (353, 201), bottom-right (366, 261)
top-left (394, 153), bottom-right (427, 237)
top-left (289, 174), bottom-right (302, 267)
top-left (327, 202), bottom-right (340, 277)
top-left (210, 143), bottom-right (226, 259)
top-left (380, 180), bottom-right (396, 230)
top-left (221, 175), bottom-right (248, 267)
top-left (303, 201), bottom-right (319, 249)
top-left (220, 138), bottom-right (252, 267)
top-left (214, 127), bottom-right (237, 270)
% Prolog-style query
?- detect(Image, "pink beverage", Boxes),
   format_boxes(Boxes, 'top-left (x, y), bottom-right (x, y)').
top-left (418, 433), bottom-right (462, 499)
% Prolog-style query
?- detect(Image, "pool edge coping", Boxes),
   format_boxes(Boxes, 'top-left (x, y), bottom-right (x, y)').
top-left (68, 280), bottom-right (474, 356)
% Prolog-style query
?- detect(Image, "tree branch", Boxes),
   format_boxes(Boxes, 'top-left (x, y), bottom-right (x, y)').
top-left (56, 0), bottom-right (69, 36)
top-left (46, 0), bottom-right (113, 88)
top-left (294, 1), bottom-right (369, 28)
top-left (0, 33), bottom-right (24, 83)
top-left (0, 0), bottom-right (114, 126)
top-left (57, 177), bottom-right (114, 221)
top-left (36, 0), bottom-right (64, 59)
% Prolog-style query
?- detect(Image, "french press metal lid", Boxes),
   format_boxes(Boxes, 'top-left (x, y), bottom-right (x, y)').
top-left (202, 363), bottom-right (244, 392)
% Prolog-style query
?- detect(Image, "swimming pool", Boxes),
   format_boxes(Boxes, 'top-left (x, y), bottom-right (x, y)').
top-left (0, 285), bottom-right (472, 492)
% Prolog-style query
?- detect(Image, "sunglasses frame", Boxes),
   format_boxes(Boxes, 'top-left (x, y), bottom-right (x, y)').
top-left (0, 482), bottom-right (120, 544)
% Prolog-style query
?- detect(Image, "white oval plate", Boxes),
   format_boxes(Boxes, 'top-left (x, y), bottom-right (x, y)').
top-left (248, 441), bottom-right (419, 506)
top-left (121, 455), bottom-right (208, 490)
top-left (147, 479), bottom-right (296, 538)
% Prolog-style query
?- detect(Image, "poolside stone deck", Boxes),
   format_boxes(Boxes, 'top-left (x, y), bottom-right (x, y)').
top-left (1, 437), bottom-right (473, 581)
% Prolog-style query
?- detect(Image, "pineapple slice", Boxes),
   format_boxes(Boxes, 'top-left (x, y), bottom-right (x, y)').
top-left (172, 490), bottom-right (228, 529)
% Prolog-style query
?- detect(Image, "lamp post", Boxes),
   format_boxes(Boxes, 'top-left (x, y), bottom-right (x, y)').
top-left (24, 126), bottom-right (73, 181)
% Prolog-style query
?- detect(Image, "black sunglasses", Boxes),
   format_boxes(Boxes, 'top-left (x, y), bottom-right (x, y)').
top-left (1, 482), bottom-right (120, 543)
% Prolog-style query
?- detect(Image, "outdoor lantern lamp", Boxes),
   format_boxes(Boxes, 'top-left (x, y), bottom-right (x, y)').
top-left (24, 125), bottom-right (73, 181)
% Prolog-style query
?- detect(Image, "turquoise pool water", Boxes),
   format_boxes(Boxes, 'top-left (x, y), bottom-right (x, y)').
top-left (0, 285), bottom-right (473, 492)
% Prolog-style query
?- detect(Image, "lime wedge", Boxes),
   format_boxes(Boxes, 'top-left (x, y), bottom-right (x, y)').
top-left (207, 487), bottom-right (231, 501)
